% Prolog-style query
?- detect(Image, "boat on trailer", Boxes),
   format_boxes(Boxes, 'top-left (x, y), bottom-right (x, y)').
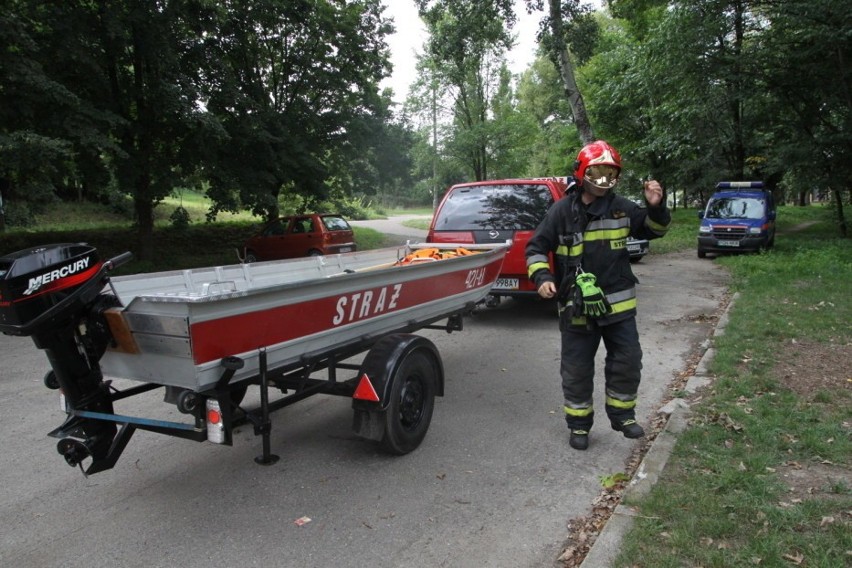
top-left (0, 241), bottom-right (508, 475)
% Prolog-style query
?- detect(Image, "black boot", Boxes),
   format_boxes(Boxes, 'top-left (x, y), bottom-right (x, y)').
top-left (610, 418), bottom-right (645, 439)
top-left (569, 429), bottom-right (589, 450)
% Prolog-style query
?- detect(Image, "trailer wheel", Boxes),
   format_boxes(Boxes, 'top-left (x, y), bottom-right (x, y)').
top-left (380, 348), bottom-right (438, 455)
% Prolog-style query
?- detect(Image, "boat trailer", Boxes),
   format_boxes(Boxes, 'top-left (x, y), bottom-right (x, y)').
top-left (0, 242), bottom-right (507, 475)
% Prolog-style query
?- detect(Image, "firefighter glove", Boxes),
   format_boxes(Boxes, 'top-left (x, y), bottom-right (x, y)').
top-left (575, 272), bottom-right (611, 318)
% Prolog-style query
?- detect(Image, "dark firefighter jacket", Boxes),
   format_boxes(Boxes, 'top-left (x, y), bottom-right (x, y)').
top-left (526, 185), bottom-right (671, 326)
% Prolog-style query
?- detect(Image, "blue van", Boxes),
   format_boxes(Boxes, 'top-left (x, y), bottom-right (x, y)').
top-left (697, 181), bottom-right (776, 258)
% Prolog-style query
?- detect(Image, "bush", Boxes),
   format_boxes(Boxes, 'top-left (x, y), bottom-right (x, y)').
top-left (2, 201), bottom-right (36, 227)
top-left (315, 194), bottom-right (375, 220)
top-left (169, 205), bottom-right (191, 229)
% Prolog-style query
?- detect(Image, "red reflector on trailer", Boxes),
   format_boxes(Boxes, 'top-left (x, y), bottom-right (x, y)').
top-left (207, 408), bottom-right (222, 424)
top-left (353, 373), bottom-right (380, 402)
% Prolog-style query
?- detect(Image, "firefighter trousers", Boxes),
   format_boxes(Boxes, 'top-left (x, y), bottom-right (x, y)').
top-left (560, 316), bottom-right (643, 431)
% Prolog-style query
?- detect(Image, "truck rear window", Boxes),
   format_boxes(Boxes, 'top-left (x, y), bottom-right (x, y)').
top-left (434, 184), bottom-right (555, 231)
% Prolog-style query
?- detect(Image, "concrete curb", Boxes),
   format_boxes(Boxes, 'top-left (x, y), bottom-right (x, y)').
top-left (578, 292), bottom-right (739, 567)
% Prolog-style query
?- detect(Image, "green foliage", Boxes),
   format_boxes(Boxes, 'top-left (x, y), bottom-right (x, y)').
top-left (584, 0), bottom-right (851, 218)
top-left (758, 0), bottom-right (851, 205)
top-left (641, 207), bottom-right (697, 255)
top-left (200, 0), bottom-right (395, 222)
top-left (317, 194), bottom-right (376, 220)
top-left (410, 0), bottom-right (521, 181)
top-left (2, 0), bottom-right (848, 252)
top-left (2, 199), bottom-right (37, 227)
top-left (600, 472), bottom-right (630, 489)
top-left (0, 8), bottom-right (116, 224)
top-left (515, 54), bottom-right (581, 176)
top-left (169, 205), bottom-right (191, 230)
top-left (0, 1), bottom-right (402, 256)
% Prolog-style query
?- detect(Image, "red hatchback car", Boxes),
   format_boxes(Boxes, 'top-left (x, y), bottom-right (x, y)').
top-left (243, 213), bottom-right (356, 262)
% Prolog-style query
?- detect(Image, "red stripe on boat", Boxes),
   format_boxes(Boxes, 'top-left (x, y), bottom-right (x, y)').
top-left (189, 260), bottom-right (502, 365)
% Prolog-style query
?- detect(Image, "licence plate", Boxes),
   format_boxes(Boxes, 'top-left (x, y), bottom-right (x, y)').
top-left (718, 240), bottom-right (740, 247)
top-left (339, 246), bottom-right (352, 253)
top-left (493, 278), bottom-right (519, 290)
top-left (627, 244), bottom-right (640, 253)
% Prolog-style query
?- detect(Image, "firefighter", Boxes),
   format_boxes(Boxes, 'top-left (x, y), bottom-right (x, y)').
top-left (525, 140), bottom-right (671, 450)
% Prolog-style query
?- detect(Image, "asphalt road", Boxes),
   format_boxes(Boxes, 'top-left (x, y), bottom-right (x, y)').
top-left (348, 214), bottom-right (429, 244)
top-left (0, 226), bottom-right (729, 568)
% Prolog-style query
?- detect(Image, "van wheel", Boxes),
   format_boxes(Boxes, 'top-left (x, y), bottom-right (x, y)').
top-left (697, 249), bottom-right (707, 259)
top-left (245, 251), bottom-right (258, 263)
top-left (308, 249), bottom-right (323, 257)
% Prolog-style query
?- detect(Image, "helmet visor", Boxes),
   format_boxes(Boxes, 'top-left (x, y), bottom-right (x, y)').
top-left (584, 165), bottom-right (620, 188)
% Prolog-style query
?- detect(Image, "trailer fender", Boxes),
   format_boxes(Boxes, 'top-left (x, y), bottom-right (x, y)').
top-left (355, 334), bottom-right (445, 408)
top-left (352, 334), bottom-right (444, 452)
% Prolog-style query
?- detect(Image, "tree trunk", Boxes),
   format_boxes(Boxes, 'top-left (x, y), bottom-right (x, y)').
top-left (833, 188), bottom-right (847, 237)
top-left (269, 185), bottom-right (280, 221)
top-left (134, 175), bottom-right (154, 261)
top-left (432, 79), bottom-right (439, 211)
top-left (0, 178), bottom-right (7, 233)
top-left (548, 0), bottom-right (594, 144)
top-left (728, 1), bottom-right (746, 177)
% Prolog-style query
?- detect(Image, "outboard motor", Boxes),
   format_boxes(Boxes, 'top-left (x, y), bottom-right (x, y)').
top-left (0, 243), bottom-right (132, 474)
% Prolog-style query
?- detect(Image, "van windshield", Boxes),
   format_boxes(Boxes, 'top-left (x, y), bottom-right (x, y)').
top-left (434, 184), bottom-right (556, 231)
top-left (706, 197), bottom-right (765, 220)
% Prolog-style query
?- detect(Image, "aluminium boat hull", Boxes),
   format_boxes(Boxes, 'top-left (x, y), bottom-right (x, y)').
top-left (100, 243), bottom-right (508, 391)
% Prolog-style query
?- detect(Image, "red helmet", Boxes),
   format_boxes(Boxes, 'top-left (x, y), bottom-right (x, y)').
top-left (573, 140), bottom-right (622, 190)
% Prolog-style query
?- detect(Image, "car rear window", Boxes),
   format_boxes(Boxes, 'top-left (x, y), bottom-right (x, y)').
top-left (321, 215), bottom-right (352, 231)
top-left (434, 184), bottom-right (556, 231)
top-left (706, 197), bottom-right (765, 219)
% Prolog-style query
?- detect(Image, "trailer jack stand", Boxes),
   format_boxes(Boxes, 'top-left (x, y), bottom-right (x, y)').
top-left (254, 348), bottom-right (279, 465)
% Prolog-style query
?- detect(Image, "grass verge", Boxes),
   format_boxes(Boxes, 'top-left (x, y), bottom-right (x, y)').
top-left (613, 206), bottom-right (851, 567)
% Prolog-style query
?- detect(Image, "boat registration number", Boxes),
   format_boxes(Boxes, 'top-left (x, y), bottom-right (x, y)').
top-left (493, 278), bottom-right (519, 290)
top-left (718, 240), bottom-right (740, 247)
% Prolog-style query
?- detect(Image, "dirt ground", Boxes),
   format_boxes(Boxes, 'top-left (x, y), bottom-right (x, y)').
top-left (773, 339), bottom-right (851, 399)
top-left (771, 339), bottom-right (852, 503)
